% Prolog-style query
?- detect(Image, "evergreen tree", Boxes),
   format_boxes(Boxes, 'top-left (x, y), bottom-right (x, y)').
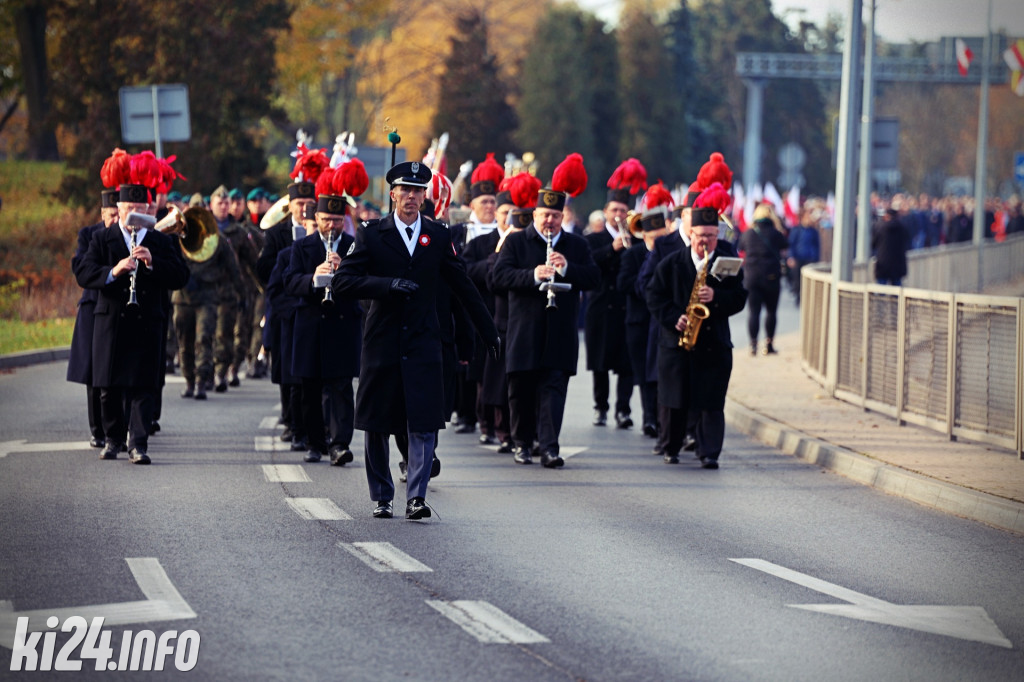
top-left (580, 14), bottom-right (621, 207)
top-left (617, 3), bottom-right (687, 187)
top-left (431, 9), bottom-right (518, 167)
top-left (515, 6), bottom-right (597, 193)
top-left (667, 0), bottom-right (704, 182)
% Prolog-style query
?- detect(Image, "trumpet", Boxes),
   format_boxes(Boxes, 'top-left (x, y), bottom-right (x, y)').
top-left (538, 228), bottom-right (571, 309)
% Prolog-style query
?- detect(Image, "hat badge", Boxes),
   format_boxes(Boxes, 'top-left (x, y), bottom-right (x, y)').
top-left (542, 191), bottom-right (558, 207)
top-left (411, 162), bottom-right (420, 173)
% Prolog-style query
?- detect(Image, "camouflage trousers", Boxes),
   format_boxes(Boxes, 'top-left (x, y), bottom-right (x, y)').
top-left (174, 302), bottom-right (217, 385)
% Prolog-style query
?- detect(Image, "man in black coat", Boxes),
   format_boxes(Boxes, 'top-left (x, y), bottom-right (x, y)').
top-left (646, 207), bottom-right (747, 469)
top-left (490, 188), bottom-right (601, 468)
top-left (584, 188), bottom-right (635, 429)
top-left (74, 184), bottom-right (190, 464)
top-left (332, 162), bottom-right (499, 521)
top-left (283, 193), bottom-right (361, 466)
top-left (67, 188), bottom-right (119, 447)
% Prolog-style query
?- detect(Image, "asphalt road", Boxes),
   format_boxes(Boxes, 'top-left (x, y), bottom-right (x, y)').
top-left (2, 297), bottom-right (1023, 680)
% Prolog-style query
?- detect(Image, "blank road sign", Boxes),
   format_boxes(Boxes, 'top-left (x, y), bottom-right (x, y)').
top-left (119, 84), bottom-right (191, 144)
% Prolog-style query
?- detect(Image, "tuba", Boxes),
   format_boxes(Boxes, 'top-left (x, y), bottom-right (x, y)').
top-left (176, 207), bottom-right (219, 262)
top-left (678, 246), bottom-right (711, 350)
top-left (260, 195), bottom-right (290, 231)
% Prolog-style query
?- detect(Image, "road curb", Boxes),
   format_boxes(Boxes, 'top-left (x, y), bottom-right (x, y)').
top-left (0, 346), bottom-right (71, 371)
top-left (725, 399), bottom-right (1024, 535)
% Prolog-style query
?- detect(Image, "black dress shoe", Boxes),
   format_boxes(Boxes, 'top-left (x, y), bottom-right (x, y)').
top-left (615, 412), bottom-right (633, 429)
top-left (593, 410), bottom-right (607, 426)
top-left (700, 457), bottom-right (719, 469)
top-left (89, 437), bottom-right (104, 448)
top-left (513, 447), bottom-right (533, 465)
top-left (180, 384), bottom-right (194, 398)
top-left (406, 497), bottom-right (431, 520)
top-left (478, 434), bottom-right (496, 445)
top-left (329, 445), bottom-right (354, 466)
top-left (228, 373), bottom-right (240, 387)
top-left (304, 450), bottom-right (323, 463)
top-left (148, 421), bottom-right (160, 435)
top-left (100, 442), bottom-right (122, 460)
top-left (280, 427), bottom-right (293, 442)
top-left (540, 452), bottom-right (564, 468)
top-left (290, 438), bottom-right (308, 452)
top-left (398, 460), bottom-right (408, 482)
top-left (129, 447), bottom-right (150, 465)
top-left (214, 380), bottom-right (228, 393)
top-left (373, 501), bottom-right (393, 519)
top-left (664, 453), bottom-right (680, 464)
top-left (454, 422), bottom-right (476, 434)
top-left (642, 423), bottom-right (658, 438)
top-left (430, 457), bottom-right (441, 478)
top-left (497, 439), bottom-right (514, 454)
top-left (194, 386), bottom-right (207, 400)
top-left (681, 434), bottom-right (697, 452)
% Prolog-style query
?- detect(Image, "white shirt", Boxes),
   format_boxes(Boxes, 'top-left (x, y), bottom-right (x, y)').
top-left (604, 222), bottom-right (621, 241)
top-left (395, 212), bottom-right (421, 257)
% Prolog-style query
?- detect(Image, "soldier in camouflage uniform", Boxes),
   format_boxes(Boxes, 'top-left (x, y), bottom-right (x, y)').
top-left (173, 205), bottom-right (245, 399)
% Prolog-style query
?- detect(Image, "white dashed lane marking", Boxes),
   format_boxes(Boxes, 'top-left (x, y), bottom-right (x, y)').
top-left (286, 498), bottom-right (351, 520)
top-left (259, 416), bottom-right (283, 430)
top-left (255, 436), bottom-right (292, 452)
top-left (261, 464), bottom-right (311, 483)
top-left (426, 600), bottom-right (549, 644)
top-left (339, 542), bottom-right (433, 573)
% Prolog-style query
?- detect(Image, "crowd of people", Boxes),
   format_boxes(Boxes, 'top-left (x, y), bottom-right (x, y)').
top-left (66, 141), bottom-right (1023, 520)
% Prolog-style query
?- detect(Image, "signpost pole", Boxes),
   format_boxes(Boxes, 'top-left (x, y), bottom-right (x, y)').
top-left (151, 85), bottom-right (163, 159)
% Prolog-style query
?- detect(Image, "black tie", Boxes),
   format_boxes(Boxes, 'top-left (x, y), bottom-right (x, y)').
top-left (406, 226), bottom-right (414, 240)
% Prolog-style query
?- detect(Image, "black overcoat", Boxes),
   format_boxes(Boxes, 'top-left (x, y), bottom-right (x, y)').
top-left (284, 233), bottom-right (361, 380)
top-left (266, 247), bottom-right (300, 385)
top-left (332, 215), bottom-right (499, 434)
top-left (617, 240), bottom-right (652, 384)
top-left (461, 230), bottom-right (499, 382)
top-left (646, 245), bottom-right (747, 411)
top-left (256, 217), bottom-right (300, 287)
top-left (489, 227), bottom-right (600, 374)
top-left (74, 225), bottom-right (189, 388)
top-left (67, 221), bottom-right (104, 385)
top-left (583, 230), bottom-right (629, 372)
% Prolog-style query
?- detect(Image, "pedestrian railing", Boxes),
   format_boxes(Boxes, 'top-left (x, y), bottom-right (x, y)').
top-left (801, 234), bottom-right (1024, 458)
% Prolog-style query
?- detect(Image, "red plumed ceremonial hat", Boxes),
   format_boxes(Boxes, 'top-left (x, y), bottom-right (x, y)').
top-left (508, 173), bottom-right (542, 209)
top-left (100, 148), bottom-right (132, 188)
top-left (694, 182), bottom-right (732, 213)
top-left (607, 158), bottom-right (648, 194)
top-left (130, 151), bottom-right (163, 190)
top-left (337, 158), bottom-right (369, 198)
top-left (641, 181), bottom-right (674, 211)
top-left (696, 152), bottom-right (732, 192)
top-left (684, 181), bottom-right (703, 207)
top-left (155, 155), bottom-right (186, 195)
top-left (551, 153), bottom-right (588, 197)
top-left (291, 147), bottom-right (330, 184)
top-left (471, 153), bottom-right (504, 185)
top-left (314, 166), bottom-right (338, 199)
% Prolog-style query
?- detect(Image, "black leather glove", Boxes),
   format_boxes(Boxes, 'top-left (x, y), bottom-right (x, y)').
top-left (488, 337), bottom-right (501, 360)
top-left (389, 278), bottom-right (419, 295)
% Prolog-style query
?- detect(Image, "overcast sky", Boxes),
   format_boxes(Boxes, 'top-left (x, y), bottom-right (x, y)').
top-left (578, 0), bottom-right (1024, 44)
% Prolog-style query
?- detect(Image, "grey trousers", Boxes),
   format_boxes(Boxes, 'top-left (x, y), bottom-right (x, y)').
top-left (364, 430), bottom-right (435, 503)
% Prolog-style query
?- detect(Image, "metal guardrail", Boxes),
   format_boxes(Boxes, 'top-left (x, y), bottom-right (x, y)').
top-left (801, 235), bottom-right (1024, 458)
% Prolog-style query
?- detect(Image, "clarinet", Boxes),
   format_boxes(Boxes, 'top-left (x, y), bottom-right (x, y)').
top-left (321, 233), bottom-right (336, 307)
top-left (127, 226), bottom-right (140, 308)
top-left (538, 229), bottom-right (572, 308)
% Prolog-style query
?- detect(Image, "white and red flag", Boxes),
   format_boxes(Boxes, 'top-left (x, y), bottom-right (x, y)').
top-left (955, 38), bottom-right (974, 77)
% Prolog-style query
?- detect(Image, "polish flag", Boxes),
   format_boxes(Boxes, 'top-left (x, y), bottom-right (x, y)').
top-left (733, 184), bottom-right (747, 230)
top-left (1004, 38), bottom-right (1024, 72)
top-left (785, 185), bottom-right (800, 226)
top-left (763, 182), bottom-right (785, 217)
top-left (955, 38), bottom-right (974, 77)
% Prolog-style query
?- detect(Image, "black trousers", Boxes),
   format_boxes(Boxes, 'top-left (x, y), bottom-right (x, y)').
top-left (592, 369), bottom-right (633, 414)
top-left (746, 277), bottom-right (781, 344)
top-left (100, 387), bottom-right (154, 450)
top-left (86, 385), bottom-right (104, 440)
top-left (665, 407), bottom-right (725, 460)
top-left (300, 377), bottom-right (354, 453)
top-left (639, 381), bottom-right (657, 429)
top-left (508, 369), bottom-right (570, 455)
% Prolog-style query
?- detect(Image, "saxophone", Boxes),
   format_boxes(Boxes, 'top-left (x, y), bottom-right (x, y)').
top-left (678, 247), bottom-right (711, 350)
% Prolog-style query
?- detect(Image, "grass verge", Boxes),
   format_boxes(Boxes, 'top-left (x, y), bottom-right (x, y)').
top-left (0, 317), bottom-right (75, 355)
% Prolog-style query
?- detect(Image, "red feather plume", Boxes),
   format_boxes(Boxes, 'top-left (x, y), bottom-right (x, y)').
top-left (470, 152), bottom-right (504, 185)
top-left (100, 148), bottom-right (132, 188)
top-left (696, 152), bottom-right (732, 192)
top-left (641, 181), bottom-right (674, 210)
top-left (155, 156), bottom-right (186, 194)
top-left (315, 167), bottom-right (337, 199)
top-left (130, 151), bottom-right (163, 190)
top-left (336, 158), bottom-right (369, 198)
top-left (694, 182), bottom-right (732, 214)
top-left (607, 158), bottom-right (648, 194)
top-left (291, 147), bottom-right (330, 183)
top-left (509, 173), bottom-right (542, 209)
top-left (551, 153), bottom-right (588, 197)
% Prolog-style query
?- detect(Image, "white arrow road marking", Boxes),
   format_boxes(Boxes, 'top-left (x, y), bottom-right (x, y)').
top-left (286, 498), bottom-right (351, 520)
top-left (259, 417), bottom-right (284, 430)
top-left (731, 558), bottom-right (1012, 648)
top-left (261, 464), bottom-right (311, 483)
top-left (0, 440), bottom-right (92, 459)
top-left (479, 445), bottom-right (587, 459)
top-left (426, 600), bottom-right (549, 644)
top-left (254, 436), bottom-right (292, 452)
top-left (339, 542), bottom-right (433, 573)
top-left (0, 558), bottom-right (196, 650)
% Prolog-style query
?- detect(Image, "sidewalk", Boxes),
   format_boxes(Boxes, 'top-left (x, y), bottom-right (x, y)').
top-left (725, 330), bottom-right (1024, 535)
